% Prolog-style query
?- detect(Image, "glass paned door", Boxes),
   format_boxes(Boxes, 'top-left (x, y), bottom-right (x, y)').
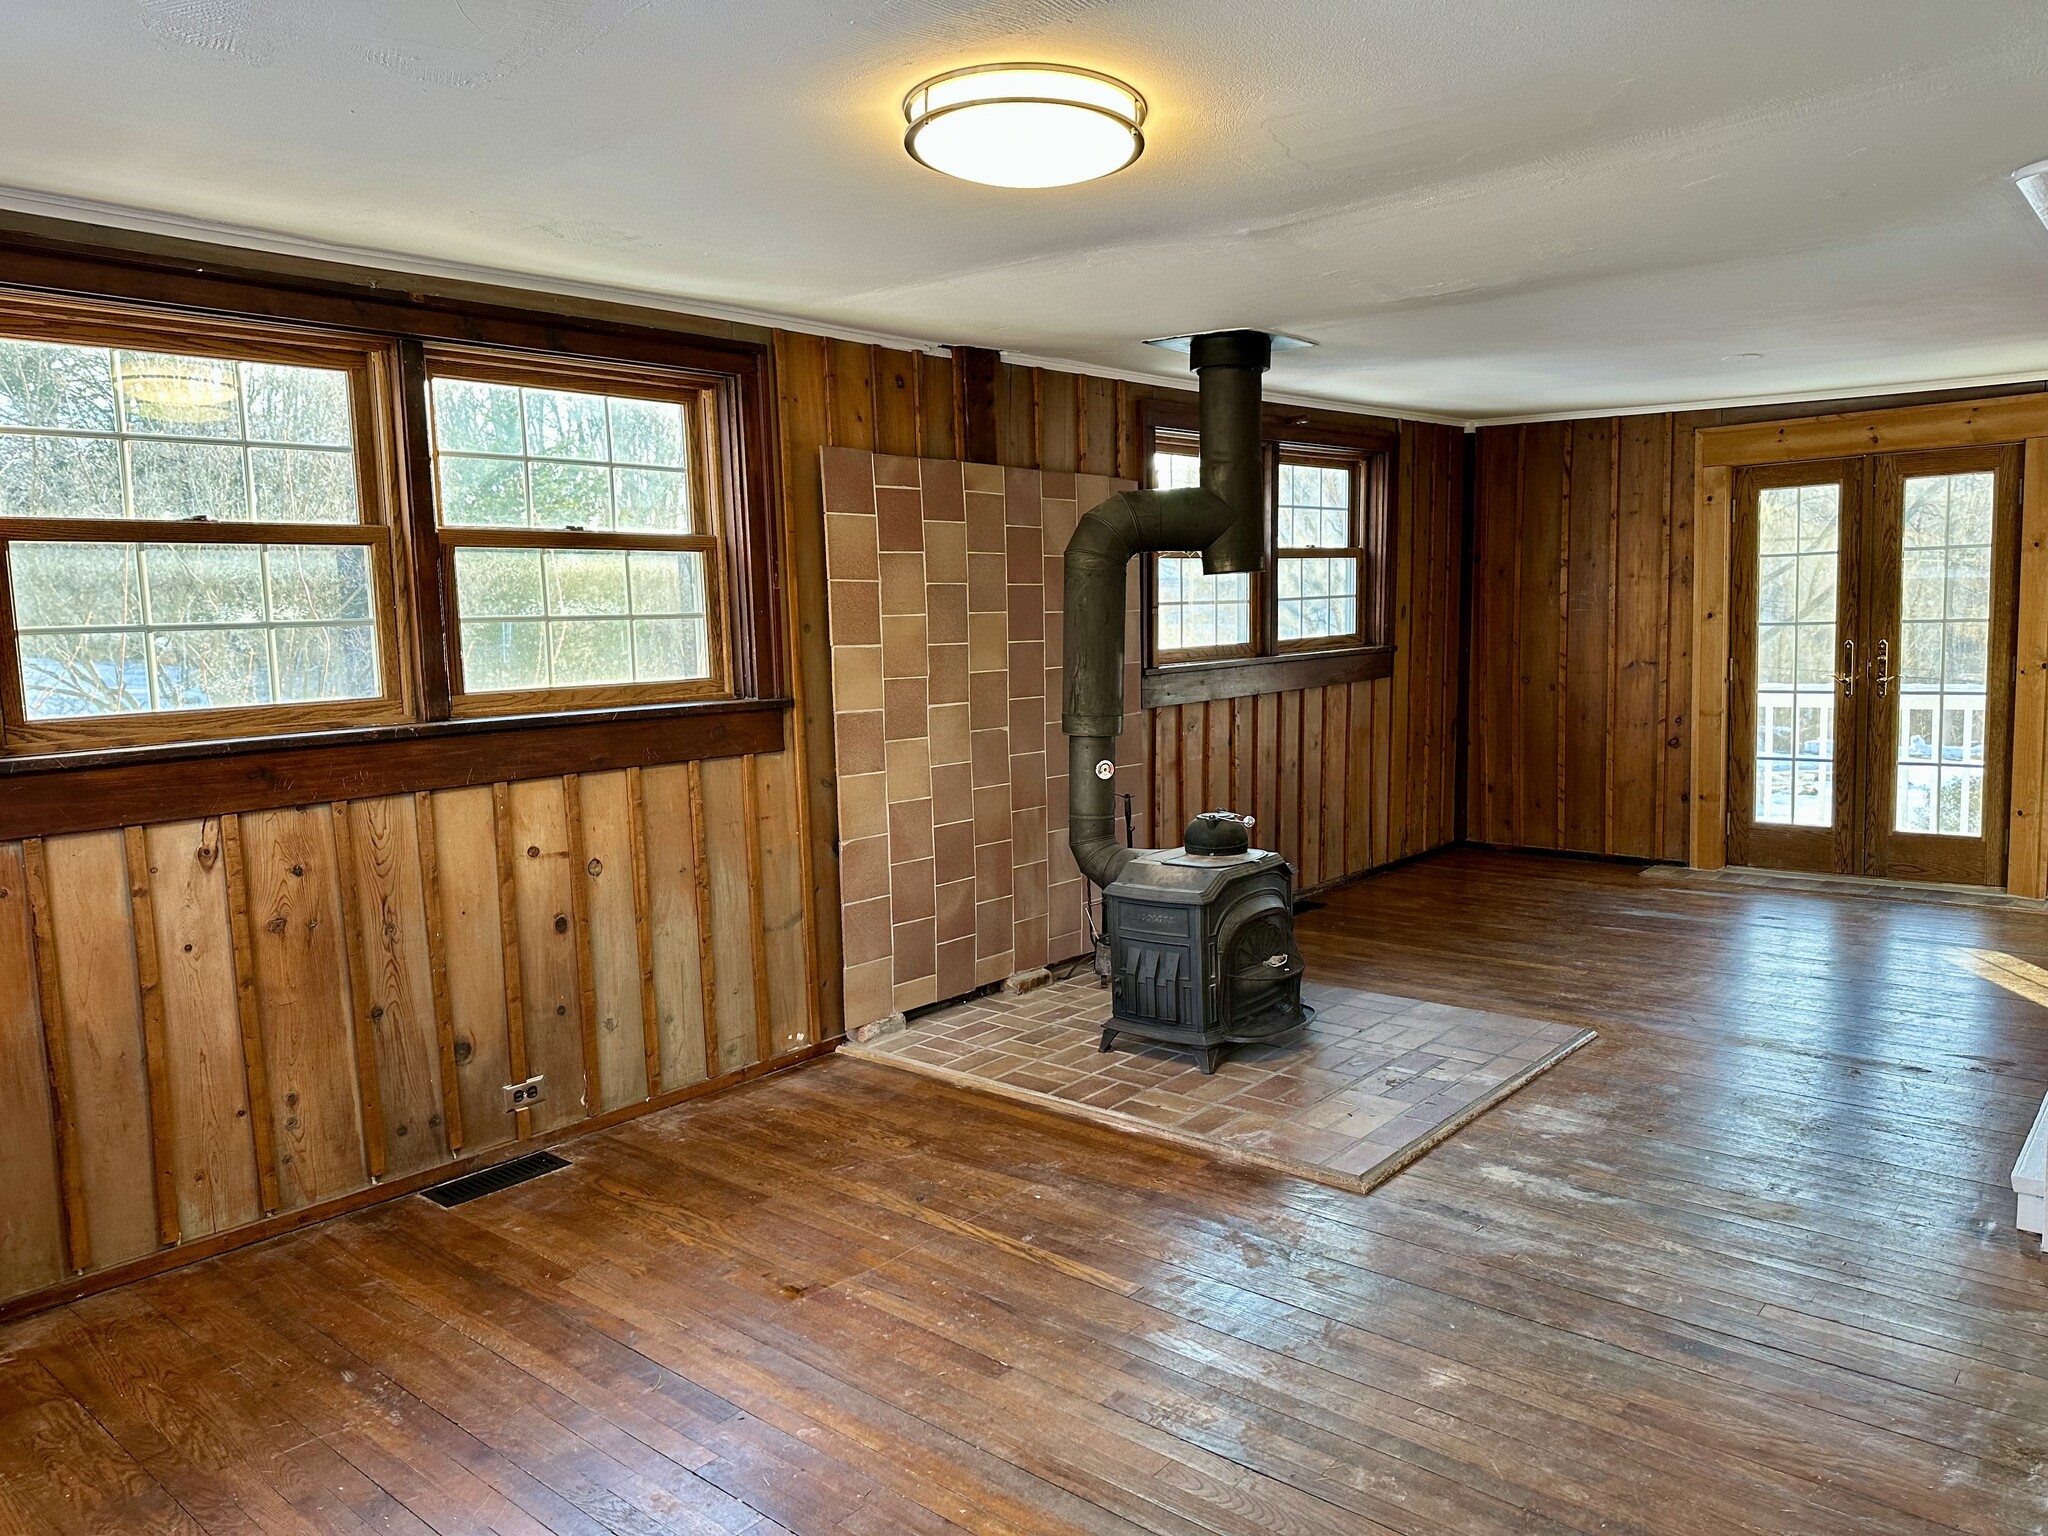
top-left (1861, 448), bottom-right (2019, 885)
top-left (1728, 446), bottom-right (2019, 886)
top-left (1753, 482), bottom-right (1841, 831)
top-left (1727, 462), bottom-right (1861, 874)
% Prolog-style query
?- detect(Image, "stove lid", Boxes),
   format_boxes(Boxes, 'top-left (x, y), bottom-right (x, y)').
top-left (1104, 846), bottom-right (1290, 904)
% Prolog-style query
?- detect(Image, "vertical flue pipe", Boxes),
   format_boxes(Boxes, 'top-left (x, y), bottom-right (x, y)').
top-left (1063, 331), bottom-right (1272, 888)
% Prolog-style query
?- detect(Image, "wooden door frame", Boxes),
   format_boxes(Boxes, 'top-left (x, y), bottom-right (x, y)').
top-left (1691, 393), bottom-right (2048, 894)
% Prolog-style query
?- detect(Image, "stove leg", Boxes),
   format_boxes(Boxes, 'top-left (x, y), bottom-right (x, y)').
top-left (1098, 1027), bottom-right (1117, 1053)
top-left (1197, 1044), bottom-right (1224, 1075)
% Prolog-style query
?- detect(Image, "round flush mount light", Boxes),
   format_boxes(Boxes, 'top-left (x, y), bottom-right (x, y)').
top-left (903, 63), bottom-right (1145, 188)
top-left (2013, 158), bottom-right (2048, 228)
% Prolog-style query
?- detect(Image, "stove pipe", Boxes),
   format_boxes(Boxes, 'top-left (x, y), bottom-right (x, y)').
top-left (1063, 329), bottom-right (1272, 887)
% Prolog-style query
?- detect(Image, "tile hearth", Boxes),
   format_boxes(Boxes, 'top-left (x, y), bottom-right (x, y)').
top-left (841, 972), bottom-right (1596, 1192)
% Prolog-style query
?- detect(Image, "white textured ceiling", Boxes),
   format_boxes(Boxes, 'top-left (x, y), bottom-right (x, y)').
top-left (3, 1), bottom-right (2048, 421)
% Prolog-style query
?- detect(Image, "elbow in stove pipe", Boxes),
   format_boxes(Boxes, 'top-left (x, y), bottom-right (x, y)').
top-left (1063, 330), bottom-right (1271, 889)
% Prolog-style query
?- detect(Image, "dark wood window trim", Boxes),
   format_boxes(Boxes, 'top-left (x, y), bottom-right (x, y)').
top-left (0, 220), bottom-right (785, 798)
top-left (1137, 398), bottom-right (1398, 707)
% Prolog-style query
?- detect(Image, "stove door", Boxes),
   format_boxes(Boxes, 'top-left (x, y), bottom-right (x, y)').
top-left (1214, 889), bottom-right (1305, 1033)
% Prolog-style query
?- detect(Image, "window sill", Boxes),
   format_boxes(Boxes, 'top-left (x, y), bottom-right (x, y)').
top-left (0, 696), bottom-right (789, 839)
top-left (1140, 645), bottom-right (1393, 709)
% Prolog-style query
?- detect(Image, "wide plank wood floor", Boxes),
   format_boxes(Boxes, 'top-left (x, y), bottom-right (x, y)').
top-left (3, 848), bottom-right (2046, 1535)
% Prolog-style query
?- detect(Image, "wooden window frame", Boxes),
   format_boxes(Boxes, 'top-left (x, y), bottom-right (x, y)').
top-left (0, 228), bottom-right (784, 814)
top-left (1271, 448), bottom-right (1371, 656)
top-left (0, 293), bottom-right (414, 754)
top-left (1138, 399), bottom-right (1396, 707)
top-left (1147, 430), bottom-right (1258, 666)
top-left (420, 345), bottom-right (734, 718)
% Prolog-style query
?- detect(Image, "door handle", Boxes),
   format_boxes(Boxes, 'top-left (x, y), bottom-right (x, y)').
top-left (1838, 637), bottom-right (1855, 698)
top-left (1875, 638), bottom-right (1891, 699)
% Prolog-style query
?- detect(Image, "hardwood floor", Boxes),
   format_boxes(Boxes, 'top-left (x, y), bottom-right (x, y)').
top-left (2, 848), bottom-right (2045, 1535)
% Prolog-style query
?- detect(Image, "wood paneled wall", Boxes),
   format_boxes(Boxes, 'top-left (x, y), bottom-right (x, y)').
top-left (1467, 382), bottom-right (2048, 864)
top-left (1148, 420), bottom-right (1467, 884)
top-left (3, 314), bottom-right (1465, 1316)
top-left (1467, 415), bottom-right (1705, 860)
top-left (775, 335), bottom-right (1468, 1036)
top-left (0, 752), bottom-right (818, 1314)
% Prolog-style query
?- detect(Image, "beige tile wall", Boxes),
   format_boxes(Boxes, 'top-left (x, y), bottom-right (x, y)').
top-left (823, 448), bottom-right (1146, 1031)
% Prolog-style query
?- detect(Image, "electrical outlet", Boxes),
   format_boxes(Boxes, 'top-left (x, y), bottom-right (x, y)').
top-left (503, 1075), bottom-right (545, 1113)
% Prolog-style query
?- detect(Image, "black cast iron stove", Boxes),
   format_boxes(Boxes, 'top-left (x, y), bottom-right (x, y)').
top-left (1098, 810), bottom-right (1312, 1073)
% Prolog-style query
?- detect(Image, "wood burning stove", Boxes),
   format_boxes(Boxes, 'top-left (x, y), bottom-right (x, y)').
top-left (1060, 332), bottom-right (1314, 1073)
top-left (1099, 811), bottom-right (1311, 1073)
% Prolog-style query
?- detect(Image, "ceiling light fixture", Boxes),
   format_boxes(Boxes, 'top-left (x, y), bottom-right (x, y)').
top-left (2014, 158), bottom-right (2048, 228)
top-left (903, 63), bottom-right (1145, 188)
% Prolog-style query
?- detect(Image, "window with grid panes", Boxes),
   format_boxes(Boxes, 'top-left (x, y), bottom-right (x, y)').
top-left (0, 308), bottom-right (406, 751)
top-left (1274, 454), bottom-right (1363, 649)
top-left (1147, 432), bottom-right (1371, 663)
top-left (1149, 437), bottom-right (1253, 659)
top-left (426, 355), bottom-right (726, 713)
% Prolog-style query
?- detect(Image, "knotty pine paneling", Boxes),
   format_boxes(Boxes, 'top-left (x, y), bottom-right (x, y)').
top-left (779, 332), bottom-right (1466, 1031)
top-left (0, 744), bottom-right (820, 1316)
top-left (1469, 415), bottom-right (1698, 861)
top-left (1149, 421), bottom-right (1466, 887)
top-left (1465, 383), bottom-right (2048, 864)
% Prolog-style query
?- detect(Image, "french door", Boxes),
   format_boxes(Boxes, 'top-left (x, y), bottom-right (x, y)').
top-left (1727, 445), bottom-right (2021, 885)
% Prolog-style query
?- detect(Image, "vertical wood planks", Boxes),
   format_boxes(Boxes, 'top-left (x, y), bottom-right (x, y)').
top-left (1038, 370), bottom-right (1078, 474)
top-left (919, 352), bottom-right (957, 461)
top-left (561, 775), bottom-right (605, 1111)
top-left (22, 838), bottom-right (89, 1271)
top-left (505, 779), bottom-right (587, 1132)
top-left (1563, 418), bottom-right (1614, 853)
top-left (1471, 428), bottom-right (1518, 843)
top-left (741, 758), bottom-right (774, 1065)
top-left (490, 783), bottom-right (533, 1139)
top-left (0, 842), bottom-right (65, 1294)
top-left (642, 763), bottom-right (710, 1089)
top-left (121, 826), bottom-right (179, 1245)
top-left (625, 769), bottom-right (664, 1096)
top-left (438, 787), bottom-right (516, 1152)
top-left (1517, 424), bottom-right (1568, 848)
top-left (38, 832), bottom-right (159, 1266)
top-left (1301, 687), bottom-right (1324, 888)
top-left (686, 761), bottom-right (722, 1078)
top-left (2008, 438), bottom-right (2048, 897)
top-left (337, 797), bottom-right (447, 1178)
top-left (236, 807), bottom-right (367, 1211)
top-left (1255, 695), bottom-right (1280, 861)
top-left (1469, 413), bottom-right (1702, 860)
top-left (1665, 413), bottom-right (1708, 863)
top-left (1323, 684), bottom-right (1348, 879)
top-left (772, 330), bottom-right (842, 1042)
top-left (1345, 682), bottom-right (1370, 873)
top-left (754, 750), bottom-right (812, 1053)
top-left (574, 771), bottom-right (651, 1114)
top-left (217, 815), bottom-right (282, 1214)
top-left (325, 804), bottom-right (387, 1178)
top-left (1278, 691), bottom-right (1301, 871)
top-left (827, 338), bottom-right (876, 451)
top-left (144, 819), bottom-right (261, 1239)
top-left (411, 790), bottom-right (465, 1152)
top-left (1389, 425), bottom-right (1417, 860)
top-left (697, 754), bottom-right (759, 1077)
top-left (1693, 464), bottom-right (1734, 869)
top-left (1613, 416), bottom-right (1671, 858)
top-left (873, 347), bottom-right (921, 457)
